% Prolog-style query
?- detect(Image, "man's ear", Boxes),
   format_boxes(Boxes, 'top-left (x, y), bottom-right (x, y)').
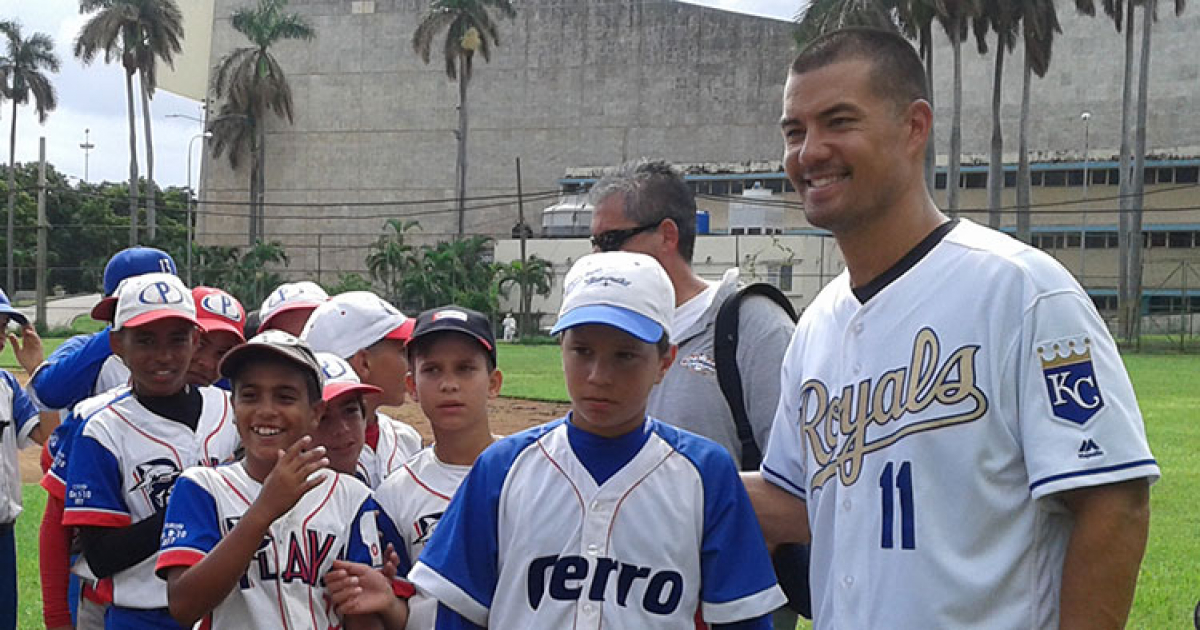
top-left (905, 99), bottom-right (934, 159)
top-left (347, 348), bottom-right (370, 379)
top-left (658, 218), bottom-right (681, 258)
top-left (109, 328), bottom-right (124, 357)
top-left (488, 368), bottom-right (503, 399)
top-left (655, 345), bottom-right (677, 384)
top-left (405, 369), bottom-right (418, 402)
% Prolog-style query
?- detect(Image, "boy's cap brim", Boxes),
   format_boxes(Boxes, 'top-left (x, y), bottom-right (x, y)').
top-left (550, 304), bottom-right (665, 344)
top-left (322, 381), bottom-right (381, 402)
top-left (260, 302), bottom-right (321, 328)
top-left (116, 310), bottom-right (199, 331)
top-left (198, 318), bottom-right (247, 343)
top-left (0, 305), bottom-right (28, 326)
top-left (90, 296), bottom-right (118, 322)
top-left (384, 318), bottom-right (416, 342)
top-left (219, 332), bottom-right (323, 384)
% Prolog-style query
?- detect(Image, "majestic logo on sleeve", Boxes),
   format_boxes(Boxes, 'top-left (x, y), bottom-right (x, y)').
top-left (1039, 336), bottom-right (1104, 425)
top-left (800, 328), bottom-right (989, 490)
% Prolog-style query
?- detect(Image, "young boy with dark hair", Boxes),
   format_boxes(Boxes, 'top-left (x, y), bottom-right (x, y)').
top-left (365, 305), bottom-right (502, 629)
top-left (313, 352), bottom-right (379, 476)
top-left (157, 330), bottom-right (407, 629)
top-left (60, 273), bottom-right (239, 629)
top-left (409, 252), bottom-right (784, 629)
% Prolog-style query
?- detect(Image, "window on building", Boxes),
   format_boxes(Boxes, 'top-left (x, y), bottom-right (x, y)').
top-left (1084, 232), bottom-right (1110, 249)
top-left (1090, 169), bottom-right (1107, 186)
top-left (1068, 170), bottom-right (1084, 186)
top-left (1150, 231), bottom-right (1167, 248)
top-left (1090, 295), bottom-right (1118, 312)
top-left (1043, 170), bottom-right (1067, 187)
top-left (1004, 171), bottom-right (1016, 188)
top-left (964, 172), bottom-right (987, 188)
top-left (935, 173), bottom-right (947, 189)
top-left (767, 263), bottom-right (794, 293)
top-left (711, 181), bottom-right (729, 195)
top-left (1169, 231), bottom-right (1193, 248)
top-left (1177, 167), bottom-right (1199, 184)
top-left (764, 179), bottom-right (784, 193)
top-left (1065, 233), bottom-right (1082, 248)
top-left (1032, 172), bottom-right (1043, 186)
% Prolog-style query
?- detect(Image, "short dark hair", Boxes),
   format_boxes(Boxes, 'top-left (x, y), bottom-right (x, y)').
top-left (791, 28), bottom-right (929, 113)
top-left (590, 159), bottom-right (698, 263)
top-left (656, 333), bottom-right (672, 357)
top-left (231, 354), bottom-right (322, 405)
top-left (407, 330), bottom-right (497, 372)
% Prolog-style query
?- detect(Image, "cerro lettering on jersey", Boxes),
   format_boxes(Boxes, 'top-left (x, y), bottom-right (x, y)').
top-left (801, 327), bottom-right (990, 489)
top-left (526, 555), bottom-right (685, 615)
top-left (223, 517), bottom-right (340, 589)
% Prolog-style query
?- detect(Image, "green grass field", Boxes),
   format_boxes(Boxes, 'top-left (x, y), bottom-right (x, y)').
top-left (8, 348), bottom-right (1198, 627)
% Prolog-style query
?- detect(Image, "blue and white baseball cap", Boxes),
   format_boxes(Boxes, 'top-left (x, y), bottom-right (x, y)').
top-left (111, 273), bottom-right (198, 331)
top-left (315, 352), bottom-right (381, 402)
top-left (91, 247), bottom-right (179, 321)
top-left (0, 288), bottom-right (28, 326)
top-left (551, 251), bottom-right (675, 343)
top-left (259, 281), bottom-right (329, 330)
top-left (301, 291), bottom-right (414, 359)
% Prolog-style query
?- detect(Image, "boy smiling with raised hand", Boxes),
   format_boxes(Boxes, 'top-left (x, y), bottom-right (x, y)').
top-left (157, 331), bottom-right (406, 629)
top-left (409, 252), bottom-right (784, 629)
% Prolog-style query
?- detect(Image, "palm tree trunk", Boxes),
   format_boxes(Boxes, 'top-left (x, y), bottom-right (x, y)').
top-left (257, 121), bottom-right (266, 241)
top-left (948, 23), bottom-right (963, 216)
top-left (248, 120), bottom-right (259, 245)
top-left (456, 56), bottom-right (469, 238)
top-left (1130, 0), bottom-right (1153, 341)
top-left (7, 100), bottom-right (17, 292)
top-left (140, 74), bottom-right (157, 241)
top-left (1116, 0), bottom-right (1137, 341)
top-left (923, 24), bottom-right (936, 192)
top-left (1016, 54), bottom-right (1032, 245)
top-left (987, 33), bottom-right (1005, 229)
top-left (125, 68), bottom-right (140, 247)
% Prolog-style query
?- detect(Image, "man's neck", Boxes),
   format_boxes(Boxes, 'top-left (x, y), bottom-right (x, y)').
top-left (662, 260), bottom-right (709, 307)
top-left (837, 194), bottom-right (947, 288)
top-left (432, 424), bottom-right (496, 466)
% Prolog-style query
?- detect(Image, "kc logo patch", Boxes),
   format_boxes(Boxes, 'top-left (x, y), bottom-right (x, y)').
top-left (1039, 336), bottom-right (1104, 425)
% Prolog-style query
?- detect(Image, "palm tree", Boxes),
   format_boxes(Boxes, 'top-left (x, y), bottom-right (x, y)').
top-left (412, 0), bottom-right (516, 238)
top-left (896, 0), bottom-right (941, 191)
top-left (938, 0), bottom-right (982, 216)
top-left (1014, 0), bottom-right (1060, 244)
top-left (0, 21), bottom-right (60, 293)
top-left (366, 218), bottom-right (421, 304)
top-left (210, 0), bottom-right (314, 245)
top-left (972, 0), bottom-right (1019, 229)
top-left (794, 0), bottom-right (898, 45)
top-left (496, 255), bottom-right (554, 337)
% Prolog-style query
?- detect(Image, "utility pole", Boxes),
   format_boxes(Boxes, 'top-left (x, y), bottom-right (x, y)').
top-left (81, 128), bottom-right (95, 183)
top-left (515, 157), bottom-right (528, 337)
top-left (36, 138), bottom-right (47, 328)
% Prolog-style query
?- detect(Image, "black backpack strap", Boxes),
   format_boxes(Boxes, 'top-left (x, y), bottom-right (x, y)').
top-left (713, 283), bottom-right (798, 471)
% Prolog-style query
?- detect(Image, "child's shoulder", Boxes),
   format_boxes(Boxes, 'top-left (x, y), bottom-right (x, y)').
top-left (645, 418), bottom-right (740, 475)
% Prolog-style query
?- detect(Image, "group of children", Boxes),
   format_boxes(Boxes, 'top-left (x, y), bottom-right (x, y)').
top-left (1, 245), bottom-right (784, 629)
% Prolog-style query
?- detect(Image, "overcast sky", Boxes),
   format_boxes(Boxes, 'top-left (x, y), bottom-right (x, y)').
top-left (0, 0), bottom-right (797, 188)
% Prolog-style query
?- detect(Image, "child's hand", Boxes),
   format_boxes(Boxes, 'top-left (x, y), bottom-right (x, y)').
top-left (253, 436), bottom-right (328, 521)
top-left (326, 560), bottom-right (406, 616)
top-left (9, 323), bottom-right (45, 373)
top-left (380, 543), bottom-right (401, 581)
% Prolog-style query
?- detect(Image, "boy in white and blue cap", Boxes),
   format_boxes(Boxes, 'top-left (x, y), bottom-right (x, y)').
top-left (410, 251), bottom-right (785, 629)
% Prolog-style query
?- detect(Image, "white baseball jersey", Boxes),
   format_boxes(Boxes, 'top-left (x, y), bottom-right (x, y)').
top-left (356, 411), bottom-right (423, 489)
top-left (61, 386), bottom-right (240, 609)
top-left (761, 219), bottom-right (1160, 629)
top-left (0, 370), bottom-right (40, 523)
top-left (409, 416), bottom-right (785, 628)
top-left (374, 446), bottom-right (471, 628)
top-left (157, 465), bottom-right (385, 629)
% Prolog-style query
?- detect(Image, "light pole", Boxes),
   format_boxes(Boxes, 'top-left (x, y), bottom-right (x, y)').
top-left (80, 129), bottom-right (95, 183)
top-left (187, 131), bottom-right (213, 286)
top-left (1080, 111), bottom-right (1092, 284)
top-left (1081, 111), bottom-right (1092, 199)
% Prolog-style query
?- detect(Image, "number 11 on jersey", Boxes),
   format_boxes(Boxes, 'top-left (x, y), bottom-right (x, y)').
top-left (879, 461), bottom-right (915, 550)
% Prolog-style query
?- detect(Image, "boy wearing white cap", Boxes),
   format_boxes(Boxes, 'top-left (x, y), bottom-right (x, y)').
top-left (409, 252), bottom-right (785, 629)
top-left (61, 273), bottom-right (239, 629)
top-left (257, 281), bottom-right (328, 336)
top-left (301, 291), bottom-right (422, 488)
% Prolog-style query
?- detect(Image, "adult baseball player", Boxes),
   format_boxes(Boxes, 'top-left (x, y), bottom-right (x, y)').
top-left (410, 252), bottom-right (785, 629)
top-left (749, 29), bottom-right (1158, 629)
top-left (60, 274), bottom-right (240, 627)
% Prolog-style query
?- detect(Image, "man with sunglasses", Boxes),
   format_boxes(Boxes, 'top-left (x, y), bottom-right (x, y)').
top-left (589, 159), bottom-right (799, 629)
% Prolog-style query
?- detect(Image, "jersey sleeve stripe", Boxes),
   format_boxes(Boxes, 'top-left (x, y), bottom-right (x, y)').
top-left (762, 463), bottom-right (807, 499)
top-left (409, 562), bottom-right (489, 626)
top-left (701, 584), bottom-right (788, 624)
top-left (1029, 459), bottom-right (1159, 494)
top-left (61, 508), bottom-right (132, 528)
top-left (40, 472), bottom-right (66, 499)
top-left (155, 548), bottom-right (207, 572)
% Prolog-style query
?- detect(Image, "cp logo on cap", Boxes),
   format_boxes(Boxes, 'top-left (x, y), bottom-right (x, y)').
top-left (139, 281), bottom-right (185, 305)
top-left (201, 293), bottom-right (243, 322)
top-left (432, 310), bottom-right (469, 322)
top-left (321, 356), bottom-right (349, 380)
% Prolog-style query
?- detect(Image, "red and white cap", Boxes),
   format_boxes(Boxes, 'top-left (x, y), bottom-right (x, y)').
top-left (112, 273), bottom-right (198, 331)
top-left (315, 352), bottom-right (382, 402)
top-left (258, 281), bottom-right (329, 329)
top-left (193, 287), bottom-right (246, 342)
top-left (301, 291), bottom-right (414, 358)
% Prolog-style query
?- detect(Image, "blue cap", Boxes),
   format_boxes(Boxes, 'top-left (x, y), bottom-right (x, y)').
top-left (549, 304), bottom-right (664, 343)
top-left (0, 288), bottom-right (28, 326)
top-left (103, 247), bottom-right (177, 296)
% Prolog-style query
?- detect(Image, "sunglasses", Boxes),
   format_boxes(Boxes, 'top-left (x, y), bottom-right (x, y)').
top-left (590, 221), bottom-right (663, 252)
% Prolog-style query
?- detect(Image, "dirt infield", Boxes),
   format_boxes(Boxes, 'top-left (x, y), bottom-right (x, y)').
top-left (17, 396), bottom-right (569, 484)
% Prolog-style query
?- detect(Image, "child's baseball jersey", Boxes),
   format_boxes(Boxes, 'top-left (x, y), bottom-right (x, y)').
top-left (356, 411), bottom-right (423, 489)
top-left (0, 370), bottom-right (40, 523)
top-left (409, 416), bottom-right (785, 629)
top-left (374, 446), bottom-right (471, 628)
top-left (156, 465), bottom-right (385, 628)
top-left (61, 385), bottom-right (239, 609)
top-left (41, 388), bottom-right (127, 501)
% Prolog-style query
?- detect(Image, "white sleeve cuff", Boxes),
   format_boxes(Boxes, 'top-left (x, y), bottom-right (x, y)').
top-left (409, 561), bottom-right (490, 626)
top-left (702, 584), bottom-right (788, 624)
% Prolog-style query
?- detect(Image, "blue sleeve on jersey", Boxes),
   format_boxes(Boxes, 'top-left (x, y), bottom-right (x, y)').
top-left (157, 475), bottom-right (222, 575)
top-left (658, 422), bottom-right (781, 611)
top-left (345, 496), bottom-right (385, 567)
top-left (2, 370), bottom-right (39, 438)
top-left (30, 330), bottom-right (114, 410)
top-left (375, 502), bottom-right (413, 577)
top-left (47, 414), bottom-right (84, 479)
top-left (434, 603), bottom-right (485, 630)
top-left (417, 423), bottom-right (555, 618)
top-left (63, 433), bottom-right (129, 524)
